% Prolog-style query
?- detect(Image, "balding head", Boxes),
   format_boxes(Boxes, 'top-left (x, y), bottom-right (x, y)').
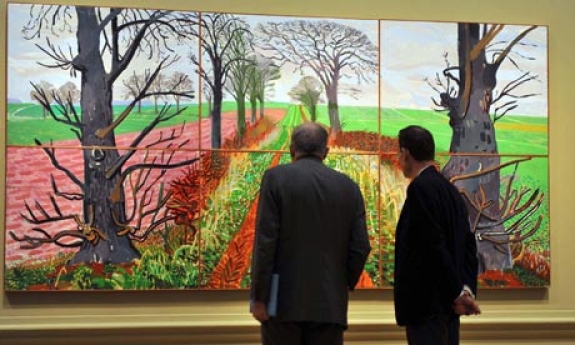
top-left (289, 122), bottom-right (329, 161)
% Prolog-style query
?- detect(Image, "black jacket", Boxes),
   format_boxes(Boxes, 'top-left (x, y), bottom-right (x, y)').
top-left (394, 166), bottom-right (478, 326)
top-left (250, 156), bottom-right (371, 327)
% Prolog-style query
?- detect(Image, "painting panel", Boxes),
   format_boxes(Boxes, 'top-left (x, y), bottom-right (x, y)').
top-left (197, 150), bottom-right (390, 289)
top-left (195, 13), bottom-right (380, 152)
top-left (380, 20), bottom-right (548, 156)
top-left (4, 144), bottom-right (203, 290)
top-left (6, 3), bottom-right (201, 150)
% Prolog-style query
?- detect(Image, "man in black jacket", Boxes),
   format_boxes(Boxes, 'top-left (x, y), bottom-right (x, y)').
top-left (394, 125), bottom-right (481, 345)
top-left (250, 122), bottom-right (371, 345)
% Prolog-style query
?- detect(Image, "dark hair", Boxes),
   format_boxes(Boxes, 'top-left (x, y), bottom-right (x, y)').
top-left (290, 122), bottom-right (328, 156)
top-left (398, 125), bottom-right (435, 161)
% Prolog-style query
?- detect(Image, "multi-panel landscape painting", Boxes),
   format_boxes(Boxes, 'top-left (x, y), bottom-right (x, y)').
top-left (4, 3), bottom-right (549, 290)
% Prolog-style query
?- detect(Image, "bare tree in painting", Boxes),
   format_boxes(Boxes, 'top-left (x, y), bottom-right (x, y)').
top-left (202, 79), bottom-right (214, 116)
top-left (247, 55), bottom-right (281, 123)
top-left (58, 81), bottom-right (80, 113)
top-left (190, 13), bottom-right (250, 148)
top-left (122, 72), bottom-right (146, 113)
top-left (30, 80), bottom-right (55, 119)
top-left (10, 6), bottom-right (198, 265)
top-left (255, 20), bottom-right (377, 136)
top-left (167, 71), bottom-right (194, 113)
top-left (151, 72), bottom-right (167, 115)
top-left (288, 76), bottom-right (324, 122)
top-left (224, 20), bottom-right (254, 139)
top-left (428, 23), bottom-right (545, 272)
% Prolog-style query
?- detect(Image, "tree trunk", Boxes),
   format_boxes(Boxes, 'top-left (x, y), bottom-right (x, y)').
top-left (441, 23), bottom-right (511, 273)
top-left (208, 99), bottom-right (213, 118)
top-left (237, 97), bottom-right (246, 139)
top-left (325, 83), bottom-right (341, 135)
top-left (211, 87), bottom-right (223, 149)
top-left (69, 7), bottom-right (140, 264)
top-left (258, 96), bottom-right (265, 120)
top-left (249, 96), bottom-right (257, 124)
top-left (310, 103), bottom-right (317, 122)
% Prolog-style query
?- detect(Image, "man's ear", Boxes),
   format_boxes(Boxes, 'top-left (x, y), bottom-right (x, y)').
top-left (402, 148), bottom-right (411, 161)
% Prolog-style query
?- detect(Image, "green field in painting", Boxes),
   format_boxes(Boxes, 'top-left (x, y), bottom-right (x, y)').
top-left (6, 103), bottom-right (200, 145)
top-left (379, 108), bottom-right (548, 155)
top-left (5, 101), bottom-right (288, 145)
top-left (306, 105), bottom-right (548, 154)
top-left (7, 102), bottom-right (548, 186)
top-left (6, 103), bottom-right (549, 215)
top-left (7, 102), bottom-right (547, 152)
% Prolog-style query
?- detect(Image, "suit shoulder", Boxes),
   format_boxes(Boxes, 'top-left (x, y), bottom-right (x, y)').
top-left (409, 169), bottom-right (449, 194)
top-left (264, 163), bottom-right (291, 175)
top-left (330, 167), bottom-right (359, 185)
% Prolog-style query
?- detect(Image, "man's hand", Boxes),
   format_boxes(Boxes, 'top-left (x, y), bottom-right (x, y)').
top-left (453, 292), bottom-right (481, 316)
top-left (251, 300), bottom-right (270, 322)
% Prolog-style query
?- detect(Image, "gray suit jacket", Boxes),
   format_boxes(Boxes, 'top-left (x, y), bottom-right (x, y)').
top-left (250, 156), bottom-right (371, 327)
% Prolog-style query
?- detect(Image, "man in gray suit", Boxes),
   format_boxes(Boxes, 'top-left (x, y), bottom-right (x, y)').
top-left (250, 122), bottom-right (371, 345)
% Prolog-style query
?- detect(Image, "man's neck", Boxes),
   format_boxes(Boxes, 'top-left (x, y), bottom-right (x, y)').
top-left (293, 152), bottom-right (324, 161)
top-left (413, 161), bottom-right (434, 178)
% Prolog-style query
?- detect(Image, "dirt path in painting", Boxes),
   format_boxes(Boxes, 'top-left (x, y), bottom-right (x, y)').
top-left (4, 110), bottom-right (286, 264)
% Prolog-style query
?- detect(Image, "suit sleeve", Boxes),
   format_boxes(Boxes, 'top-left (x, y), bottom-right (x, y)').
top-left (459, 196), bottom-right (479, 295)
top-left (347, 185), bottom-right (371, 291)
top-left (250, 170), bottom-right (281, 303)
top-left (407, 181), bottom-right (462, 302)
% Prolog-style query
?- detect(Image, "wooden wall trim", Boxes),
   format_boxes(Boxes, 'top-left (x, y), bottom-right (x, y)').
top-left (2, 310), bottom-right (575, 344)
